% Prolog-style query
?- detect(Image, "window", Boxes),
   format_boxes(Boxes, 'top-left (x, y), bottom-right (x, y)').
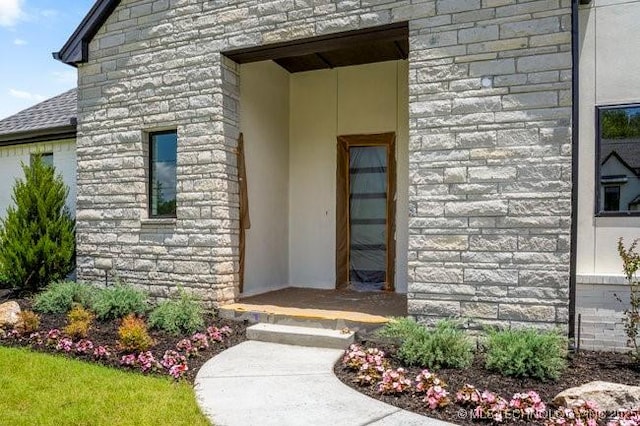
top-left (597, 104), bottom-right (640, 215)
top-left (604, 186), bottom-right (620, 211)
top-left (31, 153), bottom-right (53, 167)
top-left (149, 131), bottom-right (177, 217)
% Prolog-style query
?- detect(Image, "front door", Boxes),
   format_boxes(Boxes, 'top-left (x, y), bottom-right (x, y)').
top-left (336, 133), bottom-right (396, 292)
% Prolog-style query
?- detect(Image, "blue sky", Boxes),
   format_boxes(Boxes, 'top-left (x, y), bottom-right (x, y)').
top-left (0, 0), bottom-right (95, 120)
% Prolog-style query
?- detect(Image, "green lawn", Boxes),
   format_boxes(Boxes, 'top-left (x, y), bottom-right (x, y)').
top-left (0, 347), bottom-right (210, 426)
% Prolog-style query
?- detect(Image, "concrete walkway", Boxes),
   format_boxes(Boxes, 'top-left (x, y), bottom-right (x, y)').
top-left (194, 341), bottom-right (454, 426)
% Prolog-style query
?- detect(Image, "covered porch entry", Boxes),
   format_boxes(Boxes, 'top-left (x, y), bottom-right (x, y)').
top-left (226, 23), bottom-right (410, 318)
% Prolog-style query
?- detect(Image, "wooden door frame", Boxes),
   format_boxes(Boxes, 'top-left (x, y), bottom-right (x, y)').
top-left (336, 132), bottom-right (396, 292)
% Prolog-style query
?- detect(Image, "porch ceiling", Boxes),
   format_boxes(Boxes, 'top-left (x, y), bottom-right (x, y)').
top-left (224, 22), bottom-right (408, 73)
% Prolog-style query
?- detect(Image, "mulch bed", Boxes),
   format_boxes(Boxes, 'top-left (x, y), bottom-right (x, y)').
top-left (334, 335), bottom-right (640, 425)
top-left (1, 298), bottom-right (247, 383)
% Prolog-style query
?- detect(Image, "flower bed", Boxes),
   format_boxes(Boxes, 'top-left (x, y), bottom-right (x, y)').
top-left (0, 298), bottom-right (246, 383)
top-left (335, 340), bottom-right (640, 426)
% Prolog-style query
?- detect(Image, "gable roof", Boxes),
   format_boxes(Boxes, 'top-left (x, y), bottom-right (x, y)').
top-left (54, 0), bottom-right (121, 66)
top-left (0, 89), bottom-right (77, 146)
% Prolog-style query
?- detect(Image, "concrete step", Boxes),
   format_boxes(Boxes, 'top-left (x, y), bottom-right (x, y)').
top-left (246, 323), bottom-right (355, 349)
top-left (219, 303), bottom-right (388, 332)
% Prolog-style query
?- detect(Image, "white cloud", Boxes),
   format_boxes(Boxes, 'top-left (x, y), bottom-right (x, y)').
top-left (13, 38), bottom-right (27, 45)
top-left (8, 89), bottom-right (46, 102)
top-left (0, 0), bottom-right (23, 27)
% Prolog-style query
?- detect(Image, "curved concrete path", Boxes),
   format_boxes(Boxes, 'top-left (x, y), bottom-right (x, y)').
top-left (195, 341), bottom-right (454, 426)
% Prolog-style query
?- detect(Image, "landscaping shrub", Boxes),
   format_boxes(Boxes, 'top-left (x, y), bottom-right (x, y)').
top-left (33, 281), bottom-right (96, 314)
top-left (484, 327), bottom-right (567, 380)
top-left (92, 282), bottom-right (148, 321)
top-left (117, 314), bottom-right (154, 352)
top-left (15, 310), bottom-right (40, 335)
top-left (63, 305), bottom-right (94, 339)
top-left (0, 155), bottom-right (75, 292)
top-left (148, 291), bottom-right (204, 336)
top-left (376, 317), bottom-right (426, 340)
top-left (616, 237), bottom-right (640, 360)
top-left (397, 319), bottom-right (474, 369)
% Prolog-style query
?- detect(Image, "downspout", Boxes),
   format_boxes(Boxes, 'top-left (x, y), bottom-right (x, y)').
top-left (568, 0), bottom-right (580, 341)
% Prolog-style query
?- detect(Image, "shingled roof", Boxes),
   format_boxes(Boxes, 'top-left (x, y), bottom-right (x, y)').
top-left (0, 89), bottom-right (77, 146)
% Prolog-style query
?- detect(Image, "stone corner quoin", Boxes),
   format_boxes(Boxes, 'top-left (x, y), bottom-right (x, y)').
top-left (74, 0), bottom-right (572, 329)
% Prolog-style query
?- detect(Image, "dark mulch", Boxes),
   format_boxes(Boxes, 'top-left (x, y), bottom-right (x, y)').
top-left (1, 298), bottom-right (247, 383)
top-left (334, 335), bottom-right (640, 425)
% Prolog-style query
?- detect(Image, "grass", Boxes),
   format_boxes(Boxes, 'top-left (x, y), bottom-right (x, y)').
top-left (0, 347), bottom-right (210, 426)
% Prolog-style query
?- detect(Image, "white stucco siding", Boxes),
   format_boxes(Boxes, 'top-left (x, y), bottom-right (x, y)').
top-left (240, 61), bottom-right (290, 296)
top-left (240, 60), bottom-right (409, 294)
top-left (577, 0), bottom-right (640, 277)
top-left (576, 0), bottom-right (640, 350)
top-left (0, 139), bottom-right (76, 218)
top-left (289, 61), bottom-right (409, 293)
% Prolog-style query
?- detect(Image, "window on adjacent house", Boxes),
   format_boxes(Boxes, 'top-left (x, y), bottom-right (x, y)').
top-left (30, 153), bottom-right (53, 168)
top-left (149, 131), bottom-right (177, 218)
top-left (597, 104), bottom-right (640, 215)
top-left (603, 186), bottom-right (620, 212)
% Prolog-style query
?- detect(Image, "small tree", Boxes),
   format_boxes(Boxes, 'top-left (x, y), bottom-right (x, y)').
top-left (616, 237), bottom-right (640, 360)
top-left (0, 155), bottom-right (75, 292)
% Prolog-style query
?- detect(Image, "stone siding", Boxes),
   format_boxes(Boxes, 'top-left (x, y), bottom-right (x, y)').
top-left (76, 0), bottom-right (573, 320)
top-left (575, 275), bottom-right (632, 352)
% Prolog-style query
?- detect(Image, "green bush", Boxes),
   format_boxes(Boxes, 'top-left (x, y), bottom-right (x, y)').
top-left (91, 282), bottom-right (148, 321)
top-left (149, 291), bottom-right (204, 336)
top-left (0, 155), bottom-right (75, 293)
top-left (376, 317), bottom-right (426, 340)
top-left (484, 327), bottom-right (567, 380)
top-left (33, 281), bottom-right (96, 314)
top-left (395, 319), bottom-right (474, 370)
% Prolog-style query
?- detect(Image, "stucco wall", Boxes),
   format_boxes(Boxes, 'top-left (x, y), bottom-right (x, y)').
top-left (239, 61), bottom-right (290, 296)
top-left (289, 61), bottom-right (409, 292)
top-left (575, 0), bottom-right (640, 350)
top-left (0, 139), bottom-right (76, 218)
top-left (577, 0), bottom-right (640, 277)
top-left (240, 60), bottom-right (408, 294)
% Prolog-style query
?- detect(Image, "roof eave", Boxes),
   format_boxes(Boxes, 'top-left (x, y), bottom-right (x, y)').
top-left (54, 0), bottom-right (121, 66)
top-left (0, 125), bottom-right (77, 147)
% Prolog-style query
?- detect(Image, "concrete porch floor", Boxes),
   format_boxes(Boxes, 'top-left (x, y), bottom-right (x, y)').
top-left (219, 287), bottom-right (407, 331)
top-left (241, 287), bottom-right (407, 316)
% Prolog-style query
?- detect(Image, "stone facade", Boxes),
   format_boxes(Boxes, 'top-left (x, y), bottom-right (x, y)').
top-left (76, 0), bottom-right (573, 325)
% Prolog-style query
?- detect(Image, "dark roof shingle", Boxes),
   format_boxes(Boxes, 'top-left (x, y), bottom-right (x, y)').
top-left (0, 89), bottom-right (77, 137)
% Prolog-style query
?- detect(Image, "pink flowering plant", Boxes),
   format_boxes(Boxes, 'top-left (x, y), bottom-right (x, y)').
top-left (414, 370), bottom-right (450, 410)
top-left (342, 344), bottom-right (390, 386)
top-left (46, 329), bottom-right (61, 346)
top-left (176, 338), bottom-right (198, 357)
top-left (191, 332), bottom-right (209, 350)
top-left (544, 399), bottom-right (601, 426)
top-left (137, 351), bottom-right (161, 373)
top-left (207, 325), bottom-right (232, 343)
top-left (509, 391), bottom-right (547, 419)
top-left (472, 390), bottom-right (509, 423)
top-left (93, 345), bottom-right (111, 360)
top-left (456, 384), bottom-right (482, 406)
top-left (377, 368), bottom-right (412, 395)
top-left (74, 339), bottom-right (94, 354)
top-left (56, 337), bottom-right (74, 353)
top-left (425, 385), bottom-right (450, 410)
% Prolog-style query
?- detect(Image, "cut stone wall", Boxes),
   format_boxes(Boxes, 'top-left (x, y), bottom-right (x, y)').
top-left (576, 275), bottom-right (632, 352)
top-left (405, 0), bottom-right (573, 329)
top-left (76, 0), bottom-right (573, 319)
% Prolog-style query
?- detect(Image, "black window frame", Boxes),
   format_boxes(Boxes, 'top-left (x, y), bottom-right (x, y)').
top-left (595, 103), bottom-right (640, 217)
top-left (149, 130), bottom-right (178, 219)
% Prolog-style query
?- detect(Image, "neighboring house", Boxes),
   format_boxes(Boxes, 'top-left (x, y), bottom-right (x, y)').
top-left (1, 0), bottom-right (636, 349)
top-left (0, 89), bottom-right (77, 217)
